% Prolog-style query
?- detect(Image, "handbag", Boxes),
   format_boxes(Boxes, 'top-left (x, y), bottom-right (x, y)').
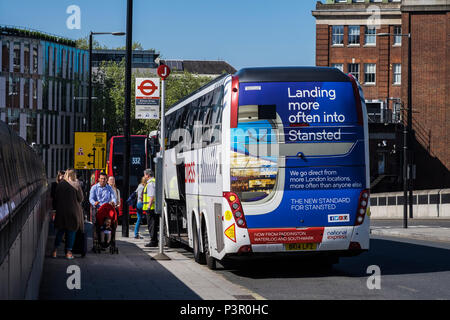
top-left (126, 191), bottom-right (137, 208)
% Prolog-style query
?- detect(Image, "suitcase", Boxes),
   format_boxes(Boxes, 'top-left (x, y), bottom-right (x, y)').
top-left (72, 228), bottom-right (88, 257)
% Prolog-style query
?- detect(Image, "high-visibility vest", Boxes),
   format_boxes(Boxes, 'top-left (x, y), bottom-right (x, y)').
top-left (142, 178), bottom-right (155, 211)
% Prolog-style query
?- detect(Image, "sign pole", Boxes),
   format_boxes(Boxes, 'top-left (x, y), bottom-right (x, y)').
top-left (122, 0), bottom-right (132, 237)
top-left (154, 65), bottom-right (170, 261)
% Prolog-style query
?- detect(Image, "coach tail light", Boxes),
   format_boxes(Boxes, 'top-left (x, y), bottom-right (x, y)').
top-left (355, 189), bottom-right (370, 226)
top-left (223, 192), bottom-right (248, 228)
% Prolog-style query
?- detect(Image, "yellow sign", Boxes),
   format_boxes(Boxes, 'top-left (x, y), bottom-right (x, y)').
top-left (74, 132), bottom-right (107, 170)
top-left (225, 210), bottom-right (233, 221)
top-left (224, 224), bottom-right (236, 242)
top-left (285, 243), bottom-right (317, 251)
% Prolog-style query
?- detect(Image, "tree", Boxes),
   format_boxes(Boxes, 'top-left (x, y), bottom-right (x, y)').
top-left (92, 60), bottom-right (212, 138)
top-left (75, 36), bottom-right (107, 50)
top-left (115, 42), bottom-right (144, 50)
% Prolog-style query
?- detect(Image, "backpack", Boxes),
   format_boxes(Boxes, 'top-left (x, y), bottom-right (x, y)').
top-left (126, 191), bottom-right (137, 208)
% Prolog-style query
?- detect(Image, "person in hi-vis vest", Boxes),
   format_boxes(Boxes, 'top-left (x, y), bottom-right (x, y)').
top-left (143, 169), bottom-right (158, 247)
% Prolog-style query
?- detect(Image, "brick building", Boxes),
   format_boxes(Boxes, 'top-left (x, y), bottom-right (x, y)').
top-left (312, 0), bottom-right (450, 191)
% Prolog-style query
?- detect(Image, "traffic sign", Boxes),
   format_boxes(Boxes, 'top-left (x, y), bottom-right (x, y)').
top-left (135, 78), bottom-right (160, 119)
top-left (157, 64), bottom-right (171, 80)
top-left (74, 132), bottom-right (107, 170)
top-left (136, 78), bottom-right (160, 101)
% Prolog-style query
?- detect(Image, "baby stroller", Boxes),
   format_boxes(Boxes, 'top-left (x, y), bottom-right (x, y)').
top-left (93, 203), bottom-right (119, 254)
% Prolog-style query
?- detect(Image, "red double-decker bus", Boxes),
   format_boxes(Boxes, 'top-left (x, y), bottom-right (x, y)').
top-left (105, 135), bottom-right (150, 221)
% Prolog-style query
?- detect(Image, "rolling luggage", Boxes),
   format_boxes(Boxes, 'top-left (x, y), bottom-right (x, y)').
top-left (72, 228), bottom-right (88, 257)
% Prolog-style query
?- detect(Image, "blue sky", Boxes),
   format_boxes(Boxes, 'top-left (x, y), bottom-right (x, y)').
top-left (0, 0), bottom-right (318, 70)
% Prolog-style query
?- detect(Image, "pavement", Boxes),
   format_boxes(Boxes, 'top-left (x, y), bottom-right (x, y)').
top-left (38, 217), bottom-right (450, 300)
top-left (370, 222), bottom-right (450, 243)
top-left (39, 221), bottom-right (264, 300)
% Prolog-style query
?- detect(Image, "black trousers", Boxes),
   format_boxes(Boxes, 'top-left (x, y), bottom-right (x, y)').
top-left (146, 210), bottom-right (160, 243)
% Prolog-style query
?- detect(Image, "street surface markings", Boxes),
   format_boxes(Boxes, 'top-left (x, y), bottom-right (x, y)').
top-left (397, 285), bottom-right (419, 293)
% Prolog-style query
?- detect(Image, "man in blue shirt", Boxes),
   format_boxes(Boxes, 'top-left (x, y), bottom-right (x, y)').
top-left (89, 172), bottom-right (117, 209)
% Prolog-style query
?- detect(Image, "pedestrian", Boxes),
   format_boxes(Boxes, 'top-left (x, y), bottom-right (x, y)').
top-left (100, 217), bottom-right (113, 248)
top-left (52, 169), bottom-right (84, 259)
top-left (143, 169), bottom-right (158, 247)
top-left (50, 170), bottom-right (65, 211)
top-left (134, 176), bottom-right (146, 239)
top-left (108, 175), bottom-right (121, 210)
top-left (50, 170), bottom-right (65, 224)
top-left (89, 172), bottom-right (117, 215)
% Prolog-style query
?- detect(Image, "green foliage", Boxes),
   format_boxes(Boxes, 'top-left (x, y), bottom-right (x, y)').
top-left (115, 42), bottom-right (144, 50)
top-left (75, 36), bottom-right (108, 50)
top-left (91, 61), bottom-right (212, 138)
top-left (165, 71), bottom-right (212, 109)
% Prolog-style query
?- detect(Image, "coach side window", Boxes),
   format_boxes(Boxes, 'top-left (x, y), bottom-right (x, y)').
top-left (186, 101), bottom-right (201, 150)
top-left (210, 86), bottom-right (224, 144)
top-left (165, 112), bottom-right (175, 149)
top-left (171, 108), bottom-right (185, 149)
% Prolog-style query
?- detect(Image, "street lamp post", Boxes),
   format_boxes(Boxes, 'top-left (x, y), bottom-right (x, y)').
top-left (122, 0), bottom-right (133, 237)
top-left (377, 32), bottom-right (412, 229)
top-left (88, 31), bottom-right (125, 132)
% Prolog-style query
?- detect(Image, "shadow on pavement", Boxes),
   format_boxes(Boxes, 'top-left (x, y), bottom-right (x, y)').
top-left (221, 238), bottom-right (450, 279)
top-left (39, 221), bottom-right (201, 300)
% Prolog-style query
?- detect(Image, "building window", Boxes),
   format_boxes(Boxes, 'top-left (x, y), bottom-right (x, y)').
top-left (33, 45), bottom-right (38, 74)
top-left (364, 63), bottom-right (376, 84)
top-left (2, 41), bottom-right (9, 72)
top-left (348, 26), bottom-right (360, 45)
top-left (332, 26), bottom-right (344, 45)
top-left (24, 42), bottom-right (30, 73)
top-left (393, 64), bottom-right (401, 84)
top-left (331, 63), bottom-right (344, 72)
top-left (13, 42), bottom-right (21, 72)
top-left (393, 26), bottom-right (402, 46)
top-left (33, 79), bottom-right (37, 109)
top-left (365, 26), bottom-right (376, 45)
top-left (8, 76), bottom-right (20, 108)
top-left (24, 78), bottom-right (30, 109)
top-left (348, 63), bottom-right (360, 81)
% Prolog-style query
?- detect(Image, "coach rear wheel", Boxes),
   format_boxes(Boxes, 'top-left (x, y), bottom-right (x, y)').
top-left (202, 223), bottom-right (216, 270)
top-left (192, 219), bottom-right (205, 264)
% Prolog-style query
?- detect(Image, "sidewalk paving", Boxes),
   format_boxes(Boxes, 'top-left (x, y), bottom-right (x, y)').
top-left (39, 221), bottom-right (263, 300)
top-left (370, 226), bottom-right (450, 243)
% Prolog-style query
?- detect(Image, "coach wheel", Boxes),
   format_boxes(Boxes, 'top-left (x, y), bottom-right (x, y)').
top-left (192, 218), bottom-right (205, 264)
top-left (202, 222), bottom-right (216, 270)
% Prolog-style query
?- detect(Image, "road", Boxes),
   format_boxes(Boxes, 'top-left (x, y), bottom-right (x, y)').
top-left (169, 230), bottom-right (450, 300)
top-left (208, 235), bottom-right (450, 300)
top-left (371, 219), bottom-right (450, 228)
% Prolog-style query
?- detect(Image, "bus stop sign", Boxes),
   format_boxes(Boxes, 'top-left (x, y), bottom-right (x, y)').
top-left (157, 65), bottom-right (170, 80)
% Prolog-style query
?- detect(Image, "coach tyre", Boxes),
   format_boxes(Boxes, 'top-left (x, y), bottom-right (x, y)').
top-left (202, 219), bottom-right (216, 270)
top-left (193, 218), bottom-right (205, 264)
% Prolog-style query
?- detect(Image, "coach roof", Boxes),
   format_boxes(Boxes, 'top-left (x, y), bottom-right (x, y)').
top-left (235, 66), bottom-right (351, 83)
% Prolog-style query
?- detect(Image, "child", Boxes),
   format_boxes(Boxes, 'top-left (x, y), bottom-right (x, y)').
top-left (100, 217), bottom-right (112, 248)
